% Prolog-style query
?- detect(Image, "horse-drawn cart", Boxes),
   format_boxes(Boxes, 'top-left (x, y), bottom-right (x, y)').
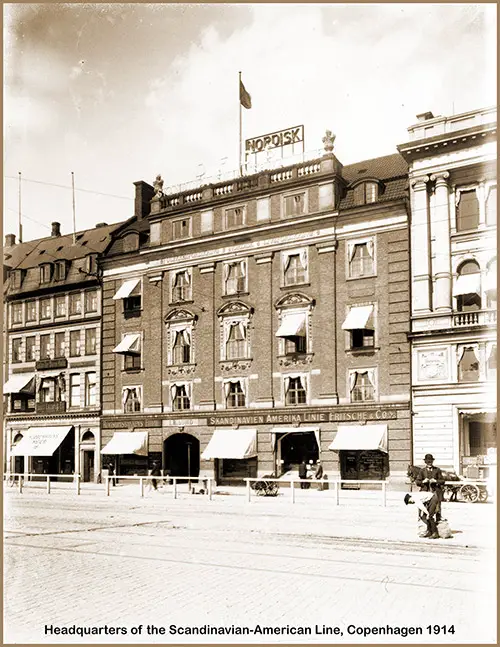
top-left (408, 465), bottom-right (488, 503)
top-left (250, 475), bottom-right (280, 497)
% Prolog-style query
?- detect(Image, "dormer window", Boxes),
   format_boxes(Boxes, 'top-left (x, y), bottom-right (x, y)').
top-left (11, 269), bottom-right (25, 289)
top-left (353, 182), bottom-right (379, 206)
top-left (40, 263), bottom-right (52, 284)
top-left (54, 260), bottom-right (67, 281)
top-left (85, 255), bottom-right (97, 275)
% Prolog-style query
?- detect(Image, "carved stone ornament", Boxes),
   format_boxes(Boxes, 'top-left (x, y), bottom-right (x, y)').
top-left (164, 308), bottom-right (197, 324)
top-left (217, 300), bottom-right (253, 318)
top-left (275, 292), bottom-right (314, 310)
top-left (220, 359), bottom-right (252, 372)
top-left (279, 354), bottom-right (313, 368)
top-left (322, 130), bottom-right (336, 153)
top-left (167, 364), bottom-right (196, 377)
top-left (153, 174), bottom-right (164, 198)
top-left (418, 349), bottom-right (448, 381)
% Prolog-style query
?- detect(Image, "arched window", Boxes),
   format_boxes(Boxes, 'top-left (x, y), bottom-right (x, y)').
top-left (81, 430), bottom-right (95, 442)
top-left (455, 260), bottom-right (481, 311)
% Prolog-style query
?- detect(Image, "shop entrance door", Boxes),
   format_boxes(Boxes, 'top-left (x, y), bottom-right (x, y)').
top-left (83, 451), bottom-right (95, 482)
top-left (163, 434), bottom-right (200, 480)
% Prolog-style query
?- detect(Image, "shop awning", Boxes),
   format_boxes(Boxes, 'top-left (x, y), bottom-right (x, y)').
top-left (275, 313), bottom-right (306, 337)
top-left (201, 428), bottom-right (257, 460)
top-left (113, 278), bottom-right (140, 300)
top-left (271, 426), bottom-right (320, 451)
top-left (112, 334), bottom-right (141, 354)
top-left (101, 431), bottom-right (148, 456)
top-left (328, 424), bottom-right (388, 453)
top-left (452, 274), bottom-right (481, 297)
top-left (11, 426), bottom-right (73, 457)
top-left (3, 373), bottom-right (35, 395)
top-left (342, 305), bottom-right (374, 330)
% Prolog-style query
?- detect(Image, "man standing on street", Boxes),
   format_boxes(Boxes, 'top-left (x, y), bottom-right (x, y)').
top-left (416, 453), bottom-right (444, 521)
top-left (150, 461), bottom-right (161, 491)
top-left (298, 460), bottom-right (308, 489)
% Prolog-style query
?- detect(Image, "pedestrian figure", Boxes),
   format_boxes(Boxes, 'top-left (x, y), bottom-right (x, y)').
top-left (315, 460), bottom-right (324, 491)
top-left (404, 492), bottom-right (440, 539)
top-left (108, 462), bottom-right (116, 487)
top-left (415, 454), bottom-right (444, 521)
top-left (298, 460), bottom-right (308, 489)
top-left (150, 461), bottom-right (161, 491)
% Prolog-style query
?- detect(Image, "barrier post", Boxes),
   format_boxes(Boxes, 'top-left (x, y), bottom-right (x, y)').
top-left (18, 475), bottom-right (23, 494)
top-left (290, 480), bottom-right (295, 503)
top-left (173, 477), bottom-right (177, 499)
top-left (75, 474), bottom-right (80, 495)
top-left (106, 476), bottom-right (110, 496)
top-left (46, 475), bottom-right (51, 494)
top-left (246, 479), bottom-right (251, 503)
top-left (140, 477), bottom-right (144, 498)
top-left (208, 478), bottom-right (213, 501)
top-left (335, 480), bottom-right (340, 505)
top-left (382, 481), bottom-right (387, 507)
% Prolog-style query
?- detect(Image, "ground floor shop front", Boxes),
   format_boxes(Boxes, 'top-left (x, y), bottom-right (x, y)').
top-left (100, 403), bottom-right (411, 487)
top-left (5, 416), bottom-right (101, 483)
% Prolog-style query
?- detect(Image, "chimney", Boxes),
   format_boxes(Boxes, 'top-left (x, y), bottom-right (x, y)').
top-left (5, 233), bottom-right (16, 247)
top-left (133, 181), bottom-right (155, 220)
top-left (95, 222), bottom-right (108, 228)
top-left (51, 222), bottom-right (61, 237)
top-left (416, 111), bottom-right (435, 122)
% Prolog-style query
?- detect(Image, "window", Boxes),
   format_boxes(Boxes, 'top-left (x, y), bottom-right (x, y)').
top-left (200, 210), bottom-right (213, 234)
top-left (123, 295), bottom-right (141, 316)
top-left (349, 242), bottom-right (374, 278)
top-left (351, 329), bottom-right (375, 349)
top-left (486, 186), bottom-right (497, 225)
top-left (69, 293), bottom-right (82, 315)
top-left (256, 197), bottom-right (270, 222)
top-left (26, 301), bottom-right (37, 322)
top-left (85, 255), bottom-right (97, 274)
top-left (224, 261), bottom-right (247, 295)
top-left (172, 384), bottom-right (190, 411)
top-left (39, 378), bottom-right (53, 403)
top-left (487, 345), bottom-right (497, 377)
top-left (455, 261), bottom-right (481, 311)
top-left (172, 330), bottom-right (191, 364)
top-left (319, 183), bottom-right (334, 210)
top-left (458, 347), bottom-right (480, 382)
top-left (285, 376), bottom-right (307, 405)
top-left (172, 218), bottom-right (191, 240)
top-left (284, 252), bottom-right (307, 286)
top-left (172, 270), bottom-right (191, 302)
top-left (12, 303), bottom-right (22, 324)
top-left (40, 298), bottom-right (52, 320)
top-left (350, 371), bottom-right (375, 402)
top-left (225, 206), bottom-right (246, 229)
top-left (70, 330), bottom-right (81, 357)
top-left (11, 269), bottom-right (24, 289)
top-left (12, 338), bottom-right (22, 363)
top-left (125, 353), bottom-right (141, 371)
top-left (114, 334), bottom-right (141, 371)
top-left (343, 305), bottom-right (376, 350)
top-left (85, 291), bottom-right (98, 313)
top-left (40, 263), bottom-right (52, 284)
top-left (84, 372), bottom-right (96, 407)
top-left (225, 381), bottom-right (246, 408)
top-left (25, 336), bottom-right (36, 362)
top-left (456, 189), bottom-right (479, 231)
top-left (276, 311), bottom-right (308, 355)
top-left (353, 182), bottom-right (379, 205)
top-left (55, 296), bottom-right (66, 317)
top-left (54, 332), bottom-right (66, 358)
top-left (40, 334), bottom-right (50, 360)
top-left (54, 261), bottom-right (67, 281)
top-left (69, 374), bottom-right (81, 407)
top-left (226, 322), bottom-right (246, 359)
top-left (285, 335), bottom-right (307, 354)
top-left (284, 192), bottom-right (306, 218)
top-left (123, 387), bottom-right (141, 413)
top-left (85, 328), bottom-right (97, 355)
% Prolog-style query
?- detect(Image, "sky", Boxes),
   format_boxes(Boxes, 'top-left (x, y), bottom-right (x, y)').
top-left (3, 3), bottom-right (497, 242)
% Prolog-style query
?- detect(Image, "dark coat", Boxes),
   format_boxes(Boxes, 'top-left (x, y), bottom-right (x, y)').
top-left (151, 465), bottom-right (161, 477)
top-left (416, 465), bottom-right (444, 494)
top-left (315, 464), bottom-right (324, 479)
top-left (298, 462), bottom-right (308, 479)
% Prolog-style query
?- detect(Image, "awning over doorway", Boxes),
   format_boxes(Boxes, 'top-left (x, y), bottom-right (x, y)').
top-left (328, 424), bottom-right (388, 453)
top-left (101, 432), bottom-right (148, 456)
top-left (271, 426), bottom-right (320, 451)
top-left (3, 373), bottom-right (35, 394)
top-left (201, 428), bottom-right (257, 460)
top-left (341, 305), bottom-right (374, 330)
top-left (113, 278), bottom-right (140, 300)
top-left (275, 313), bottom-right (306, 337)
top-left (11, 426), bottom-right (73, 457)
top-left (452, 274), bottom-right (481, 297)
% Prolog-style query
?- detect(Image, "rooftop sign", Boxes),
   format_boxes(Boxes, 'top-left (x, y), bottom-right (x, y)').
top-left (245, 125), bottom-right (304, 155)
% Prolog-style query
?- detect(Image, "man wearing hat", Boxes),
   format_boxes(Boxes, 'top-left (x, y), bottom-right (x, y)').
top-left (415, 453), bottom-right (445, 521)
top-left (404, 492), bottom-right (439, 539)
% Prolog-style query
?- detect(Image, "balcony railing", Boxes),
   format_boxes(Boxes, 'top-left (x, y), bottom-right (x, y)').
top-left (36, 401), bottom-right (67, 414)
top-left (453, 310), bottom-right (497, 327)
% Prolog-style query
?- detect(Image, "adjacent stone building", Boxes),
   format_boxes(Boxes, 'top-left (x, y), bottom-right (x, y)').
top-left (100, 135), bottom-right (412, 485)
top-left (398, 106), bottom-right (497, 481)
top-left (3, 222), bottom-right (120, 482)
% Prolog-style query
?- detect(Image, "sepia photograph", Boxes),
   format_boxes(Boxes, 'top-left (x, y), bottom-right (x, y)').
top-left (3, 3), bottom-right (497, 644)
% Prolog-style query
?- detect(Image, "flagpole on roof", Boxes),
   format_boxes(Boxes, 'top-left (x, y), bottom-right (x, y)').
top-left (71, 171), bottom-right (77, 244)
top-left (18, 171), bottom-right (23, 243)
top-left (238, 71), bottom-right (242, 177)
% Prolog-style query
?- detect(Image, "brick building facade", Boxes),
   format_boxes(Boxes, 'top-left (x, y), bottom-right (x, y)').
top-left (100, 136), bottom-right (412, 485)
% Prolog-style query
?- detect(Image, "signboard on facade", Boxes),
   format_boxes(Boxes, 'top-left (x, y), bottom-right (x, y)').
top-left (207, 409), bottom-right (397, 426)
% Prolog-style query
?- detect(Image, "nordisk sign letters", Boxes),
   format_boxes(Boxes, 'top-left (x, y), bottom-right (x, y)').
top-left (245, 125), bottom-right (304, 154)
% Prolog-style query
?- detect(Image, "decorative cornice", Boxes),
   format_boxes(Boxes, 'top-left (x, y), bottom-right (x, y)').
top-left (164, 308), bottom-right (197, 324)
top-left (430, 171), bottom-right (450, 185)
top-left (217, 300), bottom-right (253, 318)
top-left (275, 292), bottom-right (315, 310)
top-left (166, 364), bottom-right (196, 377)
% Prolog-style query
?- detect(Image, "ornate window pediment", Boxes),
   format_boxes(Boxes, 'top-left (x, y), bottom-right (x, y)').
top-left (164, 308), bottom-right (197, 324)
top-left (217, 300), bottom-right (253, 318)
top-left (275, 293), bottom-right (314, 310)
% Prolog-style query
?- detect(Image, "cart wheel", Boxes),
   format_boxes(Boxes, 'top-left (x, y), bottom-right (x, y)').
top-left (460, 483), bottom-right (480, 503)
top-left (478, 487), bottom-right (488, 502)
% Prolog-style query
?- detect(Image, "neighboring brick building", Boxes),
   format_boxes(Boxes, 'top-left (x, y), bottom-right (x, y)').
top-left (399, 106), bottom-right (497, 486)
top-left (100, 134), bottom-right (412, 485)
top-left (3, 222), bottom-right (120, 482)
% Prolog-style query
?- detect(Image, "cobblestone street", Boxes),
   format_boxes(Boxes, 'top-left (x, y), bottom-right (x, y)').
top-left (3, 484), bottom-right (497, 644)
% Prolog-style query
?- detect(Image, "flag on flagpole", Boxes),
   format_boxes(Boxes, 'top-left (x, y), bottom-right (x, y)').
top-left (239, 79), bottom-right (252, 109)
